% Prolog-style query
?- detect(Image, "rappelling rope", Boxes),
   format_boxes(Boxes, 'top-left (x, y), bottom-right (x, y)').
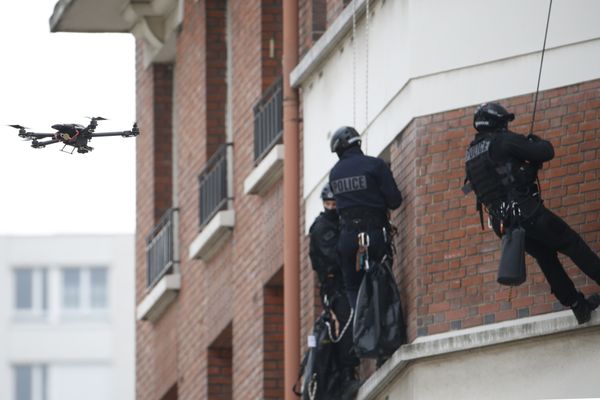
top-left (352, 0), bottom-right (357, 128)
top-left (529, 0), bottom-right (553, 136)
top-left (364, 0), bottom-right (370, 154)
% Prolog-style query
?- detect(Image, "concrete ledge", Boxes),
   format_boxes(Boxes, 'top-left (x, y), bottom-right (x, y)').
top-left (358, 309), bottom-right (600, 400)
top-left (188, 210), bottom-right (235, 261)
top-left (290, 0), bottom-right (368, 88)
top-left (243, 144), bottom-right (284, 196)
top-left (136, 274), bottom-right (180, 322)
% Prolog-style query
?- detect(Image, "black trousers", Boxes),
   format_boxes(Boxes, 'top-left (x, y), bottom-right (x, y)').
top-left (323, 288), bottom-right (360, 371)
top-left (337, 226), bottom-right (388, 308)
top-left (493, 205), bottom-right (600, 306)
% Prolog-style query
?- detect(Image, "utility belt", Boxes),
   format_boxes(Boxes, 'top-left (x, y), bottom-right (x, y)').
top-left (487, 183), bottom-right (543, 224)
top-left (339, 207), bottom-right (388, 231)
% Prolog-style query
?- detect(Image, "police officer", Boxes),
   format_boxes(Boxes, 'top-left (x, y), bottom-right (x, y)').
top-left (329, 126), bottom-right (403, 308)
top-left (309, 183), bottom-right (360, 398)
top-left (464, 102), bottom-right (600, 324)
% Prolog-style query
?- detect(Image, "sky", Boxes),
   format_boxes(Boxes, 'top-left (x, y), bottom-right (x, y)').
top-left (0, 1), bottom-right (136, 235)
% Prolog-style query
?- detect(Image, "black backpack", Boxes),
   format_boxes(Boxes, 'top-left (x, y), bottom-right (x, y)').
top-left (293, 311), bottom-right (343, 399)
top-left (353, 256), bottom-right (406, 359)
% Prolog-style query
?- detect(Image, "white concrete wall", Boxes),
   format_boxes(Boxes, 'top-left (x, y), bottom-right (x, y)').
top-left (0, 235), bottom-right (134, 400)
top-left (299, 0), bottom-right (600, 232)
top-left (358, 311), bottom-right (600, 399)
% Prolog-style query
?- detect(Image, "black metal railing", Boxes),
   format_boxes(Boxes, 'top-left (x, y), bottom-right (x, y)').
top-left (199, 144), bottom-right (229, 227)
top-left (253, 76), bottom-right (283, 163)
top-left (146, 208), bottom-right (179, 289)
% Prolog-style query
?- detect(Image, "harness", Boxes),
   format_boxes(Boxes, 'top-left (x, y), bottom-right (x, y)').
top-left (464, 132), bottom-right (539, 229)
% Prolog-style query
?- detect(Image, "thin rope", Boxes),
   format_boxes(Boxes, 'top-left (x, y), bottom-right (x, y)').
top-left (529, 0), bottom-right (553, 136)
top-left (352, 0), bottom-right (357, 128)
top-left (364, 0), bottom-right (370, 154)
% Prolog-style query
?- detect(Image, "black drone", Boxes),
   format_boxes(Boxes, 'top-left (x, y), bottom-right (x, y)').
top-left (9, 117), bottom-right (139, 154)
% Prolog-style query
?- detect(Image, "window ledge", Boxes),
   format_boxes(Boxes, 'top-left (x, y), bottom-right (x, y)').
top-left (243, 144), bottom-right (284, 196)
top-left (188, 210), bottom-right (235, 261)
top-left (136, 273), bottom-right (181, 322)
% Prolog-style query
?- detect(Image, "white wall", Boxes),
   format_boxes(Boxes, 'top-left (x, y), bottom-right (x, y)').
top-left (299, 0), bottom-right (600, 231)
top-left (0, 235), bottom-right (134, 400)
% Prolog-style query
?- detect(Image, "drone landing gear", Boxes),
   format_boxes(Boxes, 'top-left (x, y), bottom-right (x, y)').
top-left (60, 144), bottom-right (93, 154)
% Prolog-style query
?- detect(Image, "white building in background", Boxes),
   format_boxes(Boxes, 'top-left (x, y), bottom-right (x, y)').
top-left (0, 235), bottom-right (135, 400)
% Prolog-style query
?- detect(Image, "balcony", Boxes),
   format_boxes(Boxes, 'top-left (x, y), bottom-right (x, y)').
top-left (253, 77), bottom-right (283, 163)
top-left (146, 208), bottom-right (179, 288)
top-left (137, 208), bottom-right (180, 322)
top-left (189, 144), bottom-right (235, 261)
top-left (244, 78), bottom-right (284, 196)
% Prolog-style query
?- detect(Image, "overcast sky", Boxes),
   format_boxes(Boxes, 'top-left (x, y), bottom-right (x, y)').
top-left (0, 1), bottom-right (136, 235)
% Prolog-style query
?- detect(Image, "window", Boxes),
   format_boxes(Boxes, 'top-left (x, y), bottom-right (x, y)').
top-left (90, 268), bottom-right (108, 309)
top-left (13, 268), bottom-right (48, 316)
top-left (13, 365), bottom-right (47, 400)
top-left (61, 267), bottom-right (109, 313)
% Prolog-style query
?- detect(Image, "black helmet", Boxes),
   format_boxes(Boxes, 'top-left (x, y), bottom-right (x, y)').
top-left (473, 102), bottom-right (515, 132)
top-left (330, 126), bottom-right (361, 153)
top-left (320, 183), bottom-right (335, 201)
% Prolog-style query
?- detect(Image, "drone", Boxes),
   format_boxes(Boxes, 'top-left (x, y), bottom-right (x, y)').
top-left (8, 117), bottom-right (139, 154)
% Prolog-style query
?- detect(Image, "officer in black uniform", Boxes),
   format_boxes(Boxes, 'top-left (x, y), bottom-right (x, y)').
top-left (329, 126), bottom-right (403, 308)
top-left (309, 183), bottom-right (360, 399)
top-left (464, 102), bottom-right (600, 324)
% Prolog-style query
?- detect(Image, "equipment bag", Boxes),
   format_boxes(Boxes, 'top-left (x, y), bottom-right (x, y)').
top-left (293, 311), bottom-right (342, 399)
top-left (497, 225), bottom-right (527, 286)
top-left (353, 256), bottom-right (406, 359)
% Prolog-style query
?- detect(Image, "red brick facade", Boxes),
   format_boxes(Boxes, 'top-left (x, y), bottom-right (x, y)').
top-left (388, 81), bottom-right (600, 340)
top-left (134, 0), bottom-right (600, 399)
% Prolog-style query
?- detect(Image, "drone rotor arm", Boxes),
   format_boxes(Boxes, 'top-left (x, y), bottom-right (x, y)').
top-left (31, 138), bottom-right (60, 148)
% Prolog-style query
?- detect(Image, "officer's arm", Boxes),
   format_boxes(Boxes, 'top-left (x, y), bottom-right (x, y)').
top-left (378, 160), bottom-right (403, 210)
top-left (501, 132), bottom-right (555, 163)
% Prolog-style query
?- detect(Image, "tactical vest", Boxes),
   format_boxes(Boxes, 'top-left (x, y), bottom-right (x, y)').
top-left (465, 133), bottom-right (514, 210)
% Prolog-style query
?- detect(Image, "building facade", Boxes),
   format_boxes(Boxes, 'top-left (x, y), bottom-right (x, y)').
top-left (51, 0), bottom-right (600, 399)
top-left (0, 235), bottom-right (135, 400)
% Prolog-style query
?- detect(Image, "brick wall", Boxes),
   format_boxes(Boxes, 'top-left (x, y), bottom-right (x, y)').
top-left (135, 38), bottom-right (176, 399)
top-left (206, 0), bottom-right (227, 159)
top-left (207, 325), bottom-right (233, 400)
top-left (263, 277), bottom-right (284, 399)
top-left (261, 0), bottom-right (283, 90)
top-left (388, 80), bottom-right (600, 340)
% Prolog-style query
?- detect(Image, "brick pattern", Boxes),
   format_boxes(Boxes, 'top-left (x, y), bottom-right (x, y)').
top-left (206, 0), bottom-right (227, 159)
top-left (388, 80), bottom-right (600, 340)
top-left (135, 39), bottom-right (176, 399)
top-left (263, 280), bottom-right (284, 399)
top-left (207, 325), bottom-right (233, 400)
top-left (261, 0), bottom-right (283, 90)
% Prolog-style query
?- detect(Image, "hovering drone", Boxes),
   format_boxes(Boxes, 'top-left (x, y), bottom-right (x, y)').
top-left (8, 117), bottom-right (139, 154)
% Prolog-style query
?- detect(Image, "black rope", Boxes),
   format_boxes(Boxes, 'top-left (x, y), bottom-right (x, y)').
top-left (529, 0), bottom-right (554, 135)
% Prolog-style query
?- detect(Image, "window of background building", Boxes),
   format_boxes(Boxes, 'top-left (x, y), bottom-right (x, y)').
top-left (13, 268), bottom-right (48, 317)
top-left (61, 267), bottom-right (109, 313)
top-left (13, 365), bottom-right (47, 400)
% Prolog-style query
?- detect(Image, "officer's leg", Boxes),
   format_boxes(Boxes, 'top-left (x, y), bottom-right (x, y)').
top-left (524, 236), bottom-right (578, 307)
top-left (337, 229), bottom-right (363, 308)
top-left (366, 228), bottom-right (388, 264)
top-left (330, 291), bottom-right (360, 371)
top-left (537, 208), bottom-right (600, 284)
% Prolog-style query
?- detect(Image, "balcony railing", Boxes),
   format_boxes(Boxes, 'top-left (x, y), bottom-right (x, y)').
top-left (146, 208), bottom-right (179, 289)
top-left (199, 144), bottom-right (230, 227)
top-left (253, 76), bottom-right (283, 163)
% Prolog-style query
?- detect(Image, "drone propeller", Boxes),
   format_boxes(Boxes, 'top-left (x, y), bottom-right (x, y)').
top-left (8, 124), bottom-right (30, 130)
top-left (86, 116), bottom-right (108, 121)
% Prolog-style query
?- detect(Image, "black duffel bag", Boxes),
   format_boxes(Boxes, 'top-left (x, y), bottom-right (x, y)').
top-left (497, 225), bottom-right (527, 286)
top-left (353, 256), bottom-right (406, 359)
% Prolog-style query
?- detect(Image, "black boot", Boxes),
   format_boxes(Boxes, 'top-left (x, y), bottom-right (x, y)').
top-left (337, 368), bottom-right (361, 400)
top-left (571, 292), bottom-right (599, 324)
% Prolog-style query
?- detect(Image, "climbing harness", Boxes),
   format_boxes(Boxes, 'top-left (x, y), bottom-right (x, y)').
top-left (326, 307), bottom-right (354, 343)
top-left (529, 0), bottom-right (554, 136)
